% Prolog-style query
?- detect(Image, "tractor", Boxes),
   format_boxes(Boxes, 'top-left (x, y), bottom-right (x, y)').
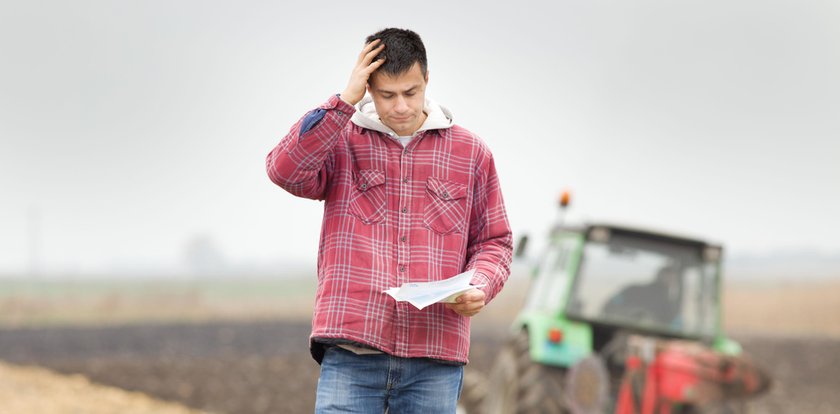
top-left (482, 193), bottom-right (770, 414)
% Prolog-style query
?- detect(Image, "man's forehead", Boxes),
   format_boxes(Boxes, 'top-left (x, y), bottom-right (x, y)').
top-left (370, 63), bottom-right (427, 91)
top-left (371, 80), bottom-right (424, 94)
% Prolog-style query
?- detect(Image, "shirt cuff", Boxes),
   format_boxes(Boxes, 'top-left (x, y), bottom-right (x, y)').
top-left (470, 271), bottom-right (491, 295)
top-left (322, 93), bottom-right (356, 114)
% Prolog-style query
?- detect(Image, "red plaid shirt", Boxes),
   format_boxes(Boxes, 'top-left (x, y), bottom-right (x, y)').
top-left (266, 95), bottom-right (512, 364)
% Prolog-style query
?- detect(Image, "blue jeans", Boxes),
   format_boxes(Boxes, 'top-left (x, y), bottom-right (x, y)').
top-left (315, 346), bottom-right (464, 413)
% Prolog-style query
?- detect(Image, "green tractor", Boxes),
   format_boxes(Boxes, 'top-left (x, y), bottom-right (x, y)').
top-left (482, 193), bottom-right (769, 414)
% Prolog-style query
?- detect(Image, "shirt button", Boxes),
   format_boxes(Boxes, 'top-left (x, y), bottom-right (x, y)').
top-left (400, 236), bottom-right (407, 242)
top-left (441, 191), bottom-right (449, 199)
top-left (401, 207), bottom-right (407, 213)
top-left (399, 265), bottom-right (406, 272)
top-left (403, 177), bottom-right (409, 183)
top-left (361, 183), bottom-right (367, 190)
top-left (336, 110), bottom-right (343, 115)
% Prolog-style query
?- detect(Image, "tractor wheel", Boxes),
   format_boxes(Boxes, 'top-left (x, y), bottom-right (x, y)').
top-left (458, 368), bottom-right (487, 413)
top-left (482, 331), bottom-right (569, 414)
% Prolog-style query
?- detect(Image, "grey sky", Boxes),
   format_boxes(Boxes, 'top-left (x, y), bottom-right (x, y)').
top-left (1, 1), bottom-right (838, 275)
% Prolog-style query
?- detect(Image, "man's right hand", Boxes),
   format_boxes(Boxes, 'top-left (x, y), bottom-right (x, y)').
top-left (340, 39), bottom-right (386, 106)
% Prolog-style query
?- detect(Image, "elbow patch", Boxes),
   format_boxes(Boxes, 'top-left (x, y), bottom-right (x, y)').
top-left (299, 108), bottom-right (327, 137)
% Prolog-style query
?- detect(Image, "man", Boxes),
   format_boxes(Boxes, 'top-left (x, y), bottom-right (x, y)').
top-left (602, 264), bottom-right (684, 327)
top-left (266, 28), bottom-right (512, 413)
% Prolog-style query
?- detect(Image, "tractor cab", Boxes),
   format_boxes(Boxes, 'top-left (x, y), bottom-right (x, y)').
top-left (529, 223), bottom-right (725, 348)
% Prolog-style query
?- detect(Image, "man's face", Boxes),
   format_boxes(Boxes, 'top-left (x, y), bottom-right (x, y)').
top-left (367, 62), bottom-right (428, 137)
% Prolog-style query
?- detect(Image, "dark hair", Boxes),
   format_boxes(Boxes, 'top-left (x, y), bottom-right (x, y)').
top-left (366, 28), bottom-right (427, 77)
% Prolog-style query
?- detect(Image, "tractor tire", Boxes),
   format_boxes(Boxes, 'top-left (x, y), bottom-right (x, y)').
top-left (482, 331), bottom-right (569, 414)
top-left (459, 368), bottom-right (488, 413)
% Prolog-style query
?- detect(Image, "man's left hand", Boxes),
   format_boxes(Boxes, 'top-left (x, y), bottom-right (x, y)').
top-left (445, 288), bottom-right (486, 317)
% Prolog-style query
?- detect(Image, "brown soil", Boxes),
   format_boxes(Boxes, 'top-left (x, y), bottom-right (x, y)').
top-left (0, 360), bottom-right (206, 414)
top-left (0, 277), bottom-right (838, 413)
top-left (723, 280), bottom-right (840, 337)
top-left (0, 320), bottom-right (838, 413)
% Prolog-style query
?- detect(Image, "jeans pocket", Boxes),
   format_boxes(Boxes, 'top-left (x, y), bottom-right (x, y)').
top-left (423, 176), bottom-right (468, 235)
top-left (349, 169), bottom-right (387, 224)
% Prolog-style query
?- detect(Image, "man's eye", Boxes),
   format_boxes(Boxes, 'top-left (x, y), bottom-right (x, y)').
top-left (382, 94), bottom-right (394, 99)
top-left (405, 92), bottom-right (415, 97)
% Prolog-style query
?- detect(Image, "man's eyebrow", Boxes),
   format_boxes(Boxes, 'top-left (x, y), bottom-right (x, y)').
top-left (375, 84), bottom-right (421, 95)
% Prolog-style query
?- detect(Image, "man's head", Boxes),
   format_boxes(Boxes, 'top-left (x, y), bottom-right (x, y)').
top-left (365, 28), bottom-right (429, 136)
top-left (366, 28), bottom-right (428, 78)
top-left (655, 265), bottom-right (683, 294)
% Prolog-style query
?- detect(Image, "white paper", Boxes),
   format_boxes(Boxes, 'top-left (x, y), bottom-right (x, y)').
top-left (383, 269), bottom-right (484, 310)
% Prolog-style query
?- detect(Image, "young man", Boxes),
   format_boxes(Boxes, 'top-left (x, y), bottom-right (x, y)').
top-left (266, 28), bottom-right (512, 413)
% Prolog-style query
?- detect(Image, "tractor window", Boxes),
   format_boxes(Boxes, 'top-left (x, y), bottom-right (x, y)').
top-left (679, 264), bottom-right (719, 336)
top-left (526, 237), bottom-right (577, 314)
top-left (692, 262), bottom-right (720, 334)
top-left (566, 233), bottom-right (717, 338)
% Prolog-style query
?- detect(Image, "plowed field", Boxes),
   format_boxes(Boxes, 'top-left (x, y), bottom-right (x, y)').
top-left (1, 321), bottom-right (838, 413)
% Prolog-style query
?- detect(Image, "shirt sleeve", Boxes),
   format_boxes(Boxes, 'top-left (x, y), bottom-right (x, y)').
top-left (465, 150), bottom-right (513, 304)
top-left (265, 95), bottom-right (355, 200)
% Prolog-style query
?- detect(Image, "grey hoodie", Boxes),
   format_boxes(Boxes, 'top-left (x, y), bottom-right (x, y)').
top-left (350, 96), bottom-right (455, 139)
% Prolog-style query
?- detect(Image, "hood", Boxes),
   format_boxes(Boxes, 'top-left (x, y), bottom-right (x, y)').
top-left (350, 96), bottom-right (454, 137)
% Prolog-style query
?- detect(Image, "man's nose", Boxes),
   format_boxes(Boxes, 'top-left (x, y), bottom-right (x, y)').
top-left (395, 96), bottom-right (409, 112)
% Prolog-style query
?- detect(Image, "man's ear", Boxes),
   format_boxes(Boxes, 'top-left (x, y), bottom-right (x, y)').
top-left (425, 70), bottom-right (430, 84)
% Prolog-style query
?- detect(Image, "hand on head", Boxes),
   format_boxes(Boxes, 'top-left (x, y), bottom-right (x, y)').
top-left (340, 39), bottom-right (386, 105)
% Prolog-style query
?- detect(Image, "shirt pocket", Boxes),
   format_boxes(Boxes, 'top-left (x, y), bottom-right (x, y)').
top-left (423, 176), bottom-right (469, 235)
top-left (349, 169), bottom-right (387, 224)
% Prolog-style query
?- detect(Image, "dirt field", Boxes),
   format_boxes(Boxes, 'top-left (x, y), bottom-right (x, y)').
top-left (724, 280), bottom-right (840, 337)
top-left (0, 360), bottom-right (206, 414)
top-left (0, 320), bottom-right (838, 413)
top-left (0, 277), bottom-right (838, 413)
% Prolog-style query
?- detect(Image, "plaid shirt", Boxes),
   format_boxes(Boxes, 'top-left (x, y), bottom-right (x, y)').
top-left (266, 95), bottom-right (512, 364)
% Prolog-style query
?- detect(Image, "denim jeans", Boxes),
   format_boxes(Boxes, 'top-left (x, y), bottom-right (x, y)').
top-left (315, 346), bottom-right (464, 413)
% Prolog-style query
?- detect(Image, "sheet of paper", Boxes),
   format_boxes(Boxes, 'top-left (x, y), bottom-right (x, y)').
top-left (383, 269), bottom-right (484, 310)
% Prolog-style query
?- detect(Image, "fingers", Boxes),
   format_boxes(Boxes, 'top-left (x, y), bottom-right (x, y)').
top-left (445, 301), bottom-right (483, 317)
top-left (358, 38), bottom-right (381, 59)
top-left (367, 55), bottom-right (386, 71)
top-left (361, 45), bottom-right (385, 70)
top-left (445, 289), bottom-right (486, 317)
top-left (456, 289), bottom-right (486, 304)
top-left (359, 40), bottom-right (385, 66)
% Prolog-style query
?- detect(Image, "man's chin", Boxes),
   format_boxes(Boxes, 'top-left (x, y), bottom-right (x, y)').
top-left (387, 121), bottom-right (416, 136)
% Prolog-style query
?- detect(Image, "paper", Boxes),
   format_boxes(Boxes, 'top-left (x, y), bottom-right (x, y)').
top-left (384, 269), bottom-right (484, 310)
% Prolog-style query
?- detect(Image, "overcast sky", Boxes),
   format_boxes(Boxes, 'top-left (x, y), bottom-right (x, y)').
top-left (1, 0), bottom-right (838, 276)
